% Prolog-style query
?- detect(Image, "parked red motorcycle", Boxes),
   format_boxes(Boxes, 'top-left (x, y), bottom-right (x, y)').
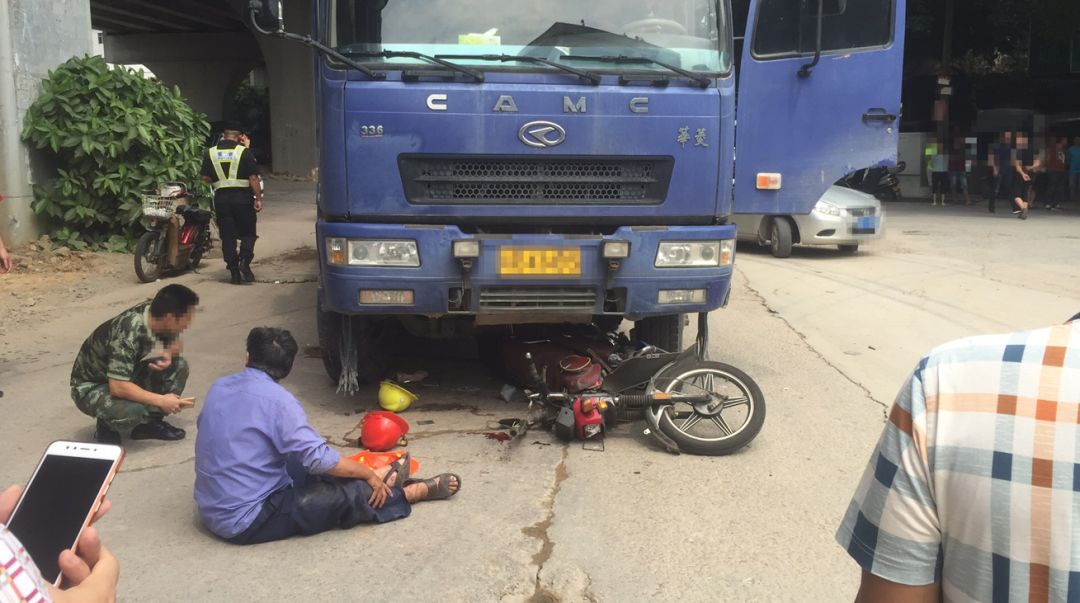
top-left (134, 183), bottom-right (214, 283)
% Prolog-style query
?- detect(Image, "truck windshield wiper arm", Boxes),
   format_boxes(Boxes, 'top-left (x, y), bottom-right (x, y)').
top-left (342, 50), bottom-right (485, 82)
top-left (561, 55), bottom-right (711, 88)
top-left (435, 54), bottom-right (601, 85)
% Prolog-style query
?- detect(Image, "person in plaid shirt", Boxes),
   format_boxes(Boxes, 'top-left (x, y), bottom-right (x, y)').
top-left (837, 313), bottom-right (1080, 602)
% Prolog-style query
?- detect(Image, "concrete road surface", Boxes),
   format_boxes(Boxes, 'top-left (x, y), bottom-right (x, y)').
top-left (0, 186), bottom-right (1076, 602)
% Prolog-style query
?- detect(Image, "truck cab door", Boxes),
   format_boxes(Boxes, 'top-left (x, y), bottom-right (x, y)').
top-left (732, 0), bottom-right (905, 215)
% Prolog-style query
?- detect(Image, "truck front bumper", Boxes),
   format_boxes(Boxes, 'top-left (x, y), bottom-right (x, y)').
top-left (317, 222), bottom-right (736, 319)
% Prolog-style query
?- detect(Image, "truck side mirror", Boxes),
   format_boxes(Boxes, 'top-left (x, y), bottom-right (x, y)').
top-left (248, 0), bottom-right (284, 34)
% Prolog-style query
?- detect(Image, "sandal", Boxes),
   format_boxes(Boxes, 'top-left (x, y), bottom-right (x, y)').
top-left (383, 452), bottom-right (411, 487)
top-left (407, 473), bottom-right (461, 501)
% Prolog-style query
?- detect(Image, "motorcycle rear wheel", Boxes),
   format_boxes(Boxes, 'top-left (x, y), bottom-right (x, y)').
top-left (188, 227), bottom-right (211, 269)
top-left (134, 231), bottom-right (165, 283)
top-left (646, 361), bottom-right (765, 456)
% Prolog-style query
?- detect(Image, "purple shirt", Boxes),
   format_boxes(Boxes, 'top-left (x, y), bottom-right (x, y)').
top-left (194, 368), bottom-right (341, 538)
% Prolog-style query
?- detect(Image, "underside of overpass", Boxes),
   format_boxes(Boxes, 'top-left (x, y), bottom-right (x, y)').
top-left (91, 0), bottom-right (316, 177)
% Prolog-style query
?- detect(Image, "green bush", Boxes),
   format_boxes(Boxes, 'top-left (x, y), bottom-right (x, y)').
top-left (21, 55), bottom-right (211, 251)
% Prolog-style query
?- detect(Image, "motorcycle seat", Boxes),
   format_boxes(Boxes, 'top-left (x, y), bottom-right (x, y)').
top-left (177, 206), bottom-right (213, 222)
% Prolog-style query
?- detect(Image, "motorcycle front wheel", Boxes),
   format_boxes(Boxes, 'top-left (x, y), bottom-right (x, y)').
top-left (134, 231), bottom-right (165, 283)
top-left (646, 361), bottom-right (766, 456)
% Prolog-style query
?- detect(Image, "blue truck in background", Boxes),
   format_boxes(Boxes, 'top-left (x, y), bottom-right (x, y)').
top-left (248, 0), bottom-right (905, 384)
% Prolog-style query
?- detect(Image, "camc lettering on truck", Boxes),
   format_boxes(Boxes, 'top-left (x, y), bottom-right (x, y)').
top-left (423, 94), bottom-right (650, 115)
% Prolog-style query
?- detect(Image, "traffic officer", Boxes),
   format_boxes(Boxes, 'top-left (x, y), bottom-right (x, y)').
top-left (200, 122), bottom-right (262, 284)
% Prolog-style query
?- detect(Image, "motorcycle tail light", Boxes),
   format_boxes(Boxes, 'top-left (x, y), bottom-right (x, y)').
top-left (179, 225), bottom-right (196, 245)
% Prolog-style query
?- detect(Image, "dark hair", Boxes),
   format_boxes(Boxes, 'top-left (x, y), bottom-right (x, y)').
top-left (150, 284), bottom-right (199, 318)
top-left (246, 327), bottom-right (298, 381)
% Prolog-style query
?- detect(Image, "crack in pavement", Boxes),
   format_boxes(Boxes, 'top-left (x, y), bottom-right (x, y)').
top-left (121, 455), bottom-right (195, 474)
top-left (741, 279), bottom-right (890, 418)
top-left (524, 444), bottom-right (569, 603)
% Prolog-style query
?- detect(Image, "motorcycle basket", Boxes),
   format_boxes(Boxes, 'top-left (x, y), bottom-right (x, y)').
top-left (141, 194), bottom-right (178, 219)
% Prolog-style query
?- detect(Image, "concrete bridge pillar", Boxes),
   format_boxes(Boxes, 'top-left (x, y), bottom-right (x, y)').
top-left (104, 31), bottom-right (262, 123)
top-left (105, 1), bottom-right (317, 177)
top-left (0, 0), bottom-right (94, 247)
top-left (251, 0), bottom-right (316, 178)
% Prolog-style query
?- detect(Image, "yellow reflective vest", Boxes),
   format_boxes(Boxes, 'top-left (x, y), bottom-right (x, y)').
top-left (208, 145), bottom-right (249, 190)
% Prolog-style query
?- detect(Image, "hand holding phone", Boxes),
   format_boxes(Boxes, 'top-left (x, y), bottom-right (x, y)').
top-left (5, 441), bottom-right (124, 586)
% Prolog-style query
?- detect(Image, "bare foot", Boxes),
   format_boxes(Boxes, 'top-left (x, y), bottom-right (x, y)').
top-left (404, 474), bottom-right (460, 503)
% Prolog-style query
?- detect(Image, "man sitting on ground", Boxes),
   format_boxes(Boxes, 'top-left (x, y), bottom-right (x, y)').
top-left (71, 284), bottom-right (198, 444)
top-left (194, 327), bottom-right (460, 545)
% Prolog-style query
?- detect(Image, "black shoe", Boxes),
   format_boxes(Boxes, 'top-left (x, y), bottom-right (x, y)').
top-left (94, 420), bottom-right (122, 445)
top-left (228, 265), bottom-right (243, 285)
top-left (239, 259), bottom-right (255, 282)
top-left (130, 419), bottom-right (186, 441)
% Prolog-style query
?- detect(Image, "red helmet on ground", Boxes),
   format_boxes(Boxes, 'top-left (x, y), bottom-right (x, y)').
top-left (360, 411), bottom-right (410, 452)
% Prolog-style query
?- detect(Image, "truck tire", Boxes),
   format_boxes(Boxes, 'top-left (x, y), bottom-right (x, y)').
top-left (316, 294), bottom-right (345, 383)
top-left (769, 218), bottom-right (793, 258)
top-left (632, 314), bottom-right (684, 353)
top-left (317, 302), bottom-right (398, 385)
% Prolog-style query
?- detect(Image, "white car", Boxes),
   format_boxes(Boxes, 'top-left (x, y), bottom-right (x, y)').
top-left (733, 185), bottom-right (884, 258)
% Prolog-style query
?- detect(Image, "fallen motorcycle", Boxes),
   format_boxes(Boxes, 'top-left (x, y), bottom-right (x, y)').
top-left (509, 340), bottom-right (766, 456)
top-left (134, 183), bottom-right (214, 283)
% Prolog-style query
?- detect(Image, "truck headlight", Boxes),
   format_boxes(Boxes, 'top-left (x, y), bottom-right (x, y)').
top-left (655, 241), bottom-right (732, 268)
top-left (814, 201), bottom-right (842, 216)
top-left (325, 238), bottom-right (420, 267)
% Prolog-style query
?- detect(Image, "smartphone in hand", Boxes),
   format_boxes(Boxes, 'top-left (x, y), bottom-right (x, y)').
top-left (6, 441), bottom-right (124, 585)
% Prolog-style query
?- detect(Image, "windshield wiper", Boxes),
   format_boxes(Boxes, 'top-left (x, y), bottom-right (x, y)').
top-left (436, 54), bottom-right (601, 85)
top-left (562, 55), bottom-right (711, 88)
top-left (341, 50), bottom-right (484, 83)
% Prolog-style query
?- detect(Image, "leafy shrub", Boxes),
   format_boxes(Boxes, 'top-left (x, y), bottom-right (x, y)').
top-left (21, 55), bottom-right (210, 250)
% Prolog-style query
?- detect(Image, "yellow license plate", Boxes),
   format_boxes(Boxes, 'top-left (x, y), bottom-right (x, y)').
top-left (498, 246), bottom-right (581, 277)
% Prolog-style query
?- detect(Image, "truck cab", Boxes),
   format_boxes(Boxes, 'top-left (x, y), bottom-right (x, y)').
top-left (262, 0), bottom-right (905, 383)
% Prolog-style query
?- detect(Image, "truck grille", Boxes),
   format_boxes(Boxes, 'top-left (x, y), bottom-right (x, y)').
top-left (478, 287), bottom-right (598, 311)
top-left (399, 155), bottom-right (673, 205)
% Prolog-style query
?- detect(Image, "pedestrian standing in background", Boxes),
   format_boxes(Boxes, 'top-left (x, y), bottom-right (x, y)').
top-left (1009, 133), bottom-right (1034, 220)
top-left (1026, 136), bottom-right (1046, 209)
top-left (1067, 136), bottom-right (1080, 204)
top-left (1044, 136), bottom-right (1067, 211)
top-left (988, 131), bottom-right (1015, 214)
top-left (947, 137), bottom-right (971, 206)
top-left (928, 141), bottom-right (948, 206)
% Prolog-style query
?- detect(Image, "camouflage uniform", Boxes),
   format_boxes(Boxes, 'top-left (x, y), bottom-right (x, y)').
top-left (70, 301), bottom-right (189, 431)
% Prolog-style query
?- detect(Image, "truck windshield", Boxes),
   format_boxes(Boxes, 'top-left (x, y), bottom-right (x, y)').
top-left (328, 0), bottom-right (731, 75)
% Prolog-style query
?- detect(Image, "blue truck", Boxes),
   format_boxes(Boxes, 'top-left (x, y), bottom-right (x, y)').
top-left (249, 0), bottom-right (905, 383)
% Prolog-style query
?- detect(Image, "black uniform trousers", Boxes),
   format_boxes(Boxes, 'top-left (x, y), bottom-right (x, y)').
top-left (214, 188), bottom-right (257, 267)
